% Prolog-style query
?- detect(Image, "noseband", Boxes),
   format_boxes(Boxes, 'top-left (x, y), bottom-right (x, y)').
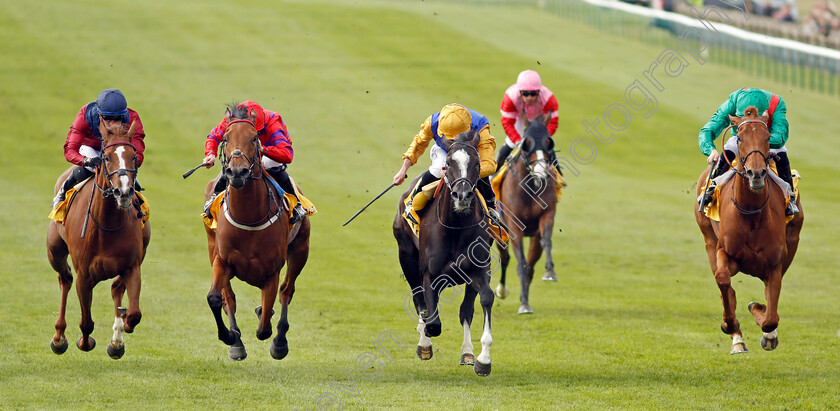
top-left (221, 119), bottom-right (262, 181)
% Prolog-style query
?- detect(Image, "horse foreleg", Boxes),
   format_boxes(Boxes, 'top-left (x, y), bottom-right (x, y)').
top-left (271, 226), bottom-right (309, 360)
top-left (256, 276), bottom-right (278, 341)
top-left (421, 275), bottom-right (442, 337)
top-left (539, 216), bottom-right (557, 282)
top-left (511, 238), bottom-right (533, 314)
top-left (207, 259), bottom-right (237, 347)
top-left (47, 228), bottom-right (72, 355)
top-left (714, 249), bottom-right (740, 336)
top-left (107, 276), bottom-right (127, 359)
top-left (748, 266), bottom-right (783, 351)
top-left (494, 241), bottom-right (510, 299)
top-left (221, 283), bottom-right (246, 361)
top-left (459, 285), bottom-right (478, 365)
top-left (121, 267), bottom-right (143, 333)
top-left (75, 274), bottom-right (96, 352)
top-left (474, 279), bottom-right (494, 377)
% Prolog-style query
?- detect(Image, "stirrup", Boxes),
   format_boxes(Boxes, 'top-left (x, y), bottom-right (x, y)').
top-left (486, 207), bottom-right (501, 225)
top-left (403, 207), bottom-right (418, 225)
top-left (291, 204), bottom-right (306, 224)
top-left (203, 193), bottom-right (219, 216)
top-left (785, 199), bottom-right (799, 216)
top-left (52, 191), bottom-right (65, 209)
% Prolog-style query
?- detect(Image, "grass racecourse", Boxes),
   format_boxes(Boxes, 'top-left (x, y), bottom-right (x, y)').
top-left (1, 0), bottom-right (839, 409)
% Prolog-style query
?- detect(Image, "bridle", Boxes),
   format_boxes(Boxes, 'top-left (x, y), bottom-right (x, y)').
top-left (94, 141), bottom-right (137, 198)
top-left (506, 135), bottom-right (553, 185)
top-left (220, 119), bottom-right (263, 181)
top-left (437, 142), bottom-right (484, 230)
top-left (730, 118), bottom-right (771, 215)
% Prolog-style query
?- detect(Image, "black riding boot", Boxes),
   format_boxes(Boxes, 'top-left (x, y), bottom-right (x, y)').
top-left (700, 150), bottom-right (735, 206)
top-left (546, 149), bottom-right (564, 177)
top-left (495, 144), bottom-right (513, 174)
top-left (268, 167), bottom-right (306, 224)
top-left (403, 170), bottom-right (438, 224)
top-left (53, 166), bottom-right (94, 208)
top-left (774, 152), bottom-right (799, 216)
top-left (477, 177), bottom-right (501, 224)
top-left (203, 175), bottom-right (228, 216)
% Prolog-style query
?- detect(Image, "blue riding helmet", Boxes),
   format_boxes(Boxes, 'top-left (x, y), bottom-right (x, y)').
top-left (96, 88), bottom-right (129, 120)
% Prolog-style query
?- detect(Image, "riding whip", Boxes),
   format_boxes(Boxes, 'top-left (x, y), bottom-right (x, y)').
top-left (182, 162), bottom-right (210, 179)
top-left (343, 175), bottom-right (407, 226)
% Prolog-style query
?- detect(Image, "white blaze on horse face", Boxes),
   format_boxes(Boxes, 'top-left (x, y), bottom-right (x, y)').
top-left (115, 146), bottom-right (131, 190)
top-left (533, 150), bottom-right (548, 178)
top-left (451, 148), bottom-right (470, 179)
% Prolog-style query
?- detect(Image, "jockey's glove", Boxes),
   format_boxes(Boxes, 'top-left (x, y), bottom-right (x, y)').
top-left (83, 156), bottom-right (102, 168)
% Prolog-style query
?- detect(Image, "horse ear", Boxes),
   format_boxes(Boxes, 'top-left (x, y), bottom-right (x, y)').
top-left (728, 114), bottom-right (741, 126)
top-left (127, 121), bottom-right (137, 139)
top-left (542, 114), bottom-right (551, 126)
top-left (760, 110), bottom-right (770, 124)
top-left (248, 108), bottom-right (258, 123)
top-left (225, 108), bottom-right (233, 122)
top-left (744, 106), bottom-right (758, 118)
top-left (441, 136), bottom-right (454, 151)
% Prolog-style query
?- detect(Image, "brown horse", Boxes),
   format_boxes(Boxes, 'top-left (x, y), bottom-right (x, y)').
top-left (393, 130), bottom-right (495, 377)
top-left (494, 115), bottom-right (561, 314)
top-left (694, 106), bottom-right (804, 354)
top-left (204, 104), bottom-right (310, 361)
top-left (46, 120), bottom-right (151, 359)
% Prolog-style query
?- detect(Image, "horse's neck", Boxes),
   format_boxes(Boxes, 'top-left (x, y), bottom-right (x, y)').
top-left (227, 178), bottom-right (274, 218)
top-left (436, 186), bottom-right (481, 226)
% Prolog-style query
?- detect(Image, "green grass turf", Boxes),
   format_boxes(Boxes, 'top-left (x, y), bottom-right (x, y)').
top-left (0, 0), bottom-right (838, 408)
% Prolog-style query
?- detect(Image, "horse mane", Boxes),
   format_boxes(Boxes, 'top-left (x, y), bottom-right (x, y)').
top-left (452, 129), bottom-right (479, 146)
top-left (226, 101), bottom-right (250, 120)
top-left (743, 106), bottom-right (760, 118)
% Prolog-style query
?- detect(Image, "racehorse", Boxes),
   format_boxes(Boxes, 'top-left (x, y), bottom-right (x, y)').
top-left (694, 106), bottom-right (804, 354)
top-left (46, 120), bottom-right (151, 359)
top-left (393, 130), bottom-right (495, 377)
top-left (493, 115), bottom-right (560, 314)
top-left (204, 104), bottom-right (310, 361)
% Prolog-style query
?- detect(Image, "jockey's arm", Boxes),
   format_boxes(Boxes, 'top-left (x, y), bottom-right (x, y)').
top-left (698, 97), bottom-right (737, 157)
top-left (395, 117), bottom-right (434, 185)
top-left (128, 111), bottom-right (146, 167)
top-left (477, 126), bottom-right (497, 178)
top-left (768, 99), bottom-right (789, 150)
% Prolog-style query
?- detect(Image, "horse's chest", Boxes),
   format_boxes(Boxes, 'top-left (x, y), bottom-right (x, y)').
top-left (722, 230), bottom-right (785, 273)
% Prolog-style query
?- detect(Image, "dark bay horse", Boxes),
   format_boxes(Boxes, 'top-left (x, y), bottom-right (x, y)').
top-left (393, 130), bottom-right (495, 377)
top-left (47, 120), bottom-right (151, 359)
top-left (204, 105), bottom-right (310, 361)
top-left (694, 107), bottom-right (804, 354)
top-left (494, 115), bottom-right (560, 314)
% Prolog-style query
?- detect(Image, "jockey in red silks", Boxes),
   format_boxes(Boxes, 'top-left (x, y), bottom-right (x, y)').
top-left (497, 70), bottom-right (561, 174)
top-left (698, 87), bottom-right (798, 216)
top-left (53, 88), bottom-right (146, 208)
top-left (201, 101), bottom-right (306, 224)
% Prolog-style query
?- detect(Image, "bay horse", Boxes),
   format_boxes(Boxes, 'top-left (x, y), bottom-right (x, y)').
top-left (204, 104), bottom-right (310, 361)
top-left (46, 120), bottom-right (151, 359)
top-left (393, 130), bottom-right (495, 377)
top-left (494, 115), bottom-right (560, 314)
top-left (694, 107), bottom-right (804, 354)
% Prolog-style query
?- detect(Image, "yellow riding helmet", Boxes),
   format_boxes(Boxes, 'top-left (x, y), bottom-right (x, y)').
top-left (438, 104), bottom-right (471, 139)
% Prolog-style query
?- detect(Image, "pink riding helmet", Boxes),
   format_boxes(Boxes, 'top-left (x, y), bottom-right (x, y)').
top-left (516, 70), bottom-right (542, 91)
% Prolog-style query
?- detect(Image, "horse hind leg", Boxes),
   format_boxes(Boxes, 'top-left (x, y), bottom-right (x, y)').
top-left (222, 284), bottom-right (247, 361)
top-left (494, 241), bottom-right (510, 299)
top-left (538, 217), bottom-right (558, 282)
top-left (271, 224), bottom-right (309, 360)
top-left (47, 225), bottom-right (72, 355)
top-left (474, 280), bottom-right (494, 377)
top-left (511, 239), bottom-right (533, 314)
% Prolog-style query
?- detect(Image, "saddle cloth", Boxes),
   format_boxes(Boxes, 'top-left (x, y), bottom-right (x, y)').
top-left (202, 177), bottom-right (316, 231)
top-left (49, 177), bottom-right (151, 227)
top-left (702, 162), bottom-right (800, 224)
top-left (491, 148), bottom-right (565, 202)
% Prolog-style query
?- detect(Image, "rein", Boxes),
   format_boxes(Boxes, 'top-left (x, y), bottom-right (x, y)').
top-left (436, 143), bottom-right (485, 230)
top-left (80, 141), bottom-right (139, 238)
top-left (730, 118), bottom-right (772, 216)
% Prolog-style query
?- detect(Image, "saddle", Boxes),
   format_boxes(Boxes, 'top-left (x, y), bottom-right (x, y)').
top-left (491, 148), bottom-right (565, 202)
top-left (401, 179), bottom-right (508, 243)
top-left (202, 176), bottom-right (316, 232)
top-left (702, 161), bottom-right (800, 224)
top-left (48, 177), bottom-right (151, 227)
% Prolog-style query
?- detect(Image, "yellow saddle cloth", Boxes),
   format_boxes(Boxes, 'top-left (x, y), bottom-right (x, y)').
top-left (703, 163), bottom-right (800, 224)
top-left (402, 180), bottom-right (508, 243)
top-left (49, 183), bottom-right (151, 228)
top-left (491, 148), bottom-right (565, 202)
top-left (202, 178), bottom-right (316, 231)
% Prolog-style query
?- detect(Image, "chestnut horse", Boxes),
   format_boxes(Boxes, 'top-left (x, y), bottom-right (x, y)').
top-left (694, 107), bottom-right (804, 354)
top-left (46, 120), bottom-right (151, 359)
top-left (204, 105), bottom-right (310, 361)
top-left (494, 115), bottom-right (560, 314)
top-left (393, 130), bottom-right (495, 377)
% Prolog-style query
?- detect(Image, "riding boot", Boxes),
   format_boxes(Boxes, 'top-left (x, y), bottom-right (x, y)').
top-left (268, 167), bottom-right (306, 224)
top-left (699, 150), bottom-right (735, 206)
top-left (404, 171), bottom-right (438, 224)
top-left (53, 166), bottom-right (94, 208)
top-left (477, 177), bottom-right (501, 225)
top-left (546, 149), bottom-right (564, 177)
top-left (494, 144), bottom-right (513, 174)
top-left (203, 175), bottom-right (228, 216)
top-left (774, 152), bottom-right (799, 216)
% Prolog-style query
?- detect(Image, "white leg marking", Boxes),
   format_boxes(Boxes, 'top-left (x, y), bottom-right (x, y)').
top-left (763, 330), bottom-right (778, 340)
top-left (732, 334), bottom-right (745, 346)
top-left (111, 316), bottom-right (125, 349)
top-left (476, 312), bottom-right (492, 364)
top-left (417, 322), bottom-right (431, 347)
top-left (461, 320), bottom-right (474, 356)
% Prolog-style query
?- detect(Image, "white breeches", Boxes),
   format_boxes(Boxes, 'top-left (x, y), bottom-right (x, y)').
top-left (261, 156), bottom-right (288, 169)
top-left (429, 144), bottom-right (446, 178)
top-left (723, 136), bottom-right (787, 156)
top-left (79, 145), bottom-right (100, 172)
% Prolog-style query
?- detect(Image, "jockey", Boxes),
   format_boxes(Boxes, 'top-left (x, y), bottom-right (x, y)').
top-left (202, 101), bottom-right (306, 224)
top-left (53, 88), bottom-right (146, 208)
top-left (393, 103), bottom-right (500, 225)
top-left (698, 87), bottom-right (799, 216)
top-left (497, 70), bottom-right (561, 174)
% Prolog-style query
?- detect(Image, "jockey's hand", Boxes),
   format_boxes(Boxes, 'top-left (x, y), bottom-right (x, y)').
top-left (707, 150), bottom-right (720, 166)
top-left (393, 159), bottom-right (411, 185)
top-left (83, 157), bottom-right (102, 168)
top-left (203, 155), bottom-right (216, 168)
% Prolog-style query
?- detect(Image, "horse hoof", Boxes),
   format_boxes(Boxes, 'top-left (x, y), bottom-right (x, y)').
top-left (76, 336), bottom-right (96, 352)
top-left (729, 343), bottom-right (748, 355)
top-left (416, 345), bottom-right (433, 360)
top-left (50, 338), bottom-right (68, 355)
top-left (760, 335), bottom-right (779, 351)
top-left (494, 284), bottom-right (509, 299)
top-left (518, 304), bottom-right (534, 315)
top-left (460, 353), bottom-right (475, 365)
top-left (254, 306), bottom-right (275, 319)
top-left (229, 344), bottom-right (248, 361)
top-left (270, 344), bottom-right (289, 360)
top-left (474, 360), bottom-right (491, 377)
top-left (107, 343), bottom-right (125, 359)
top-left (720, 319), bottom-right (740, 335)
top-left (542, 272), bottom-right (558, 282)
